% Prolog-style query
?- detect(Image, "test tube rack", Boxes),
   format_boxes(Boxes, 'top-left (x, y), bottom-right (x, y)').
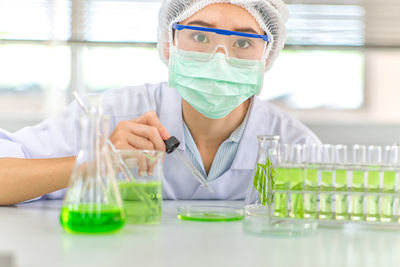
top-left (269, 162), bottom-right (400, 228)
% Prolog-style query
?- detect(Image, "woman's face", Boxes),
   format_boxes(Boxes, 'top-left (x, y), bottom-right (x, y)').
top-left (166, 3), bottom-right (264, 60)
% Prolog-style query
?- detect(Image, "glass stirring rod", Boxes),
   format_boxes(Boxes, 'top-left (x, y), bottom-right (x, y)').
top-left (72, 91), bottom-right (159, 211)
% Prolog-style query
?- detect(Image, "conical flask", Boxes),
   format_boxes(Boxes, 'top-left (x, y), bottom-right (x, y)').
top-left (60, 95), bottom-right (126, 234)
top-left (244, 135), bottom-right (280, 214)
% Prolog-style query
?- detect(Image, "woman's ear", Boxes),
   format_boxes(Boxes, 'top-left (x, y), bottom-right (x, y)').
top-left (164, 42), bottom-right (170, 60)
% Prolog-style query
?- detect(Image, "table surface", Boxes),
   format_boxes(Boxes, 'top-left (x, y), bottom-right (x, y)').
top-left (1, 200), bottom-right (400, 267)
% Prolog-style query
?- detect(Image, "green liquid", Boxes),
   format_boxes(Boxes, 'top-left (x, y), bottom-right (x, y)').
top-left (274, 167), bottom-right (304, 218)
top-left (335, 169), bottom-right (348, 220)
top-left (351, 170), bottom-right (365, 221)
top-left (381, 171), bottom-right (396, 222)
top-left (274, 168), bottom-right (289, 218)
top-left (119, 181), bottom-right (162, 224)
top-left (366, 169), bottom-right (380, 222)
top-left (177, 212), bottom-right (244, 222)
top-left (60, 204), bottom-right (125, 234)
top-left (319, 170), bottom-right (333, 220)
top-left (304, 167), bottom-right (318, 219)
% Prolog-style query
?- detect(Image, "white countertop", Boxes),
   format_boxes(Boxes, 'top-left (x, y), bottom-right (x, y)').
top-left (1, 200), bottom-right (400, 267)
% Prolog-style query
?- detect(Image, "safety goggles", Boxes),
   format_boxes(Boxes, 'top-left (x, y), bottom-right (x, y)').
top-left (172, 23), bottom-right (270, 61)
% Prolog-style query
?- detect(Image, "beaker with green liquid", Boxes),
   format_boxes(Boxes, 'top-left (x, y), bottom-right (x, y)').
top-left (116, 150), bottom-right (164, 224)
top-left (60, 95), bottom-right (126, 234)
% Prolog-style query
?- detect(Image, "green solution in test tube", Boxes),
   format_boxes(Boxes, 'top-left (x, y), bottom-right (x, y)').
top-left (335, 169), bottom-right (348, 220)
top-left (351, 169), bottom-right (365, 221)
top-left (381, 170), bottom-right (396, 222)
top-left (319, 169), bottom-right (333, 220)
top-left (303, 165), bottom-right (318, 219)
top-left (366, 166), bottom-right (380, 222)
top-left (273, 167), bottom-right (289, 218)
top-left (288, 167), bottom-right (304, 219)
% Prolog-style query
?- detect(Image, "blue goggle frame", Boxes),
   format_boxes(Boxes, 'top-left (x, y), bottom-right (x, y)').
top-left (172, 23), bottom-right (270, 42)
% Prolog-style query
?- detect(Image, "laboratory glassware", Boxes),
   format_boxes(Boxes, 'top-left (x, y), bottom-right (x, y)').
top-left (116, 149), bottom-right (164, 224)
top-left (243, 136), bottom-right (316, 236)
top-left (334, 145), bottom-right (349, 220)
top-left (60, 95), bottom-right (126, 234)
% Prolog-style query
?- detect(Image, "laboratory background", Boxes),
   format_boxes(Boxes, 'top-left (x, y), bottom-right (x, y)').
top-left (2, 1), bottom-right (400, 267)
top-left (1, 0), bottom-right (400, 145)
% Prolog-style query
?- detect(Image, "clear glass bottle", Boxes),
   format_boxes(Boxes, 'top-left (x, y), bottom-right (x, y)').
top-left (60, 95), bottom-right (126, 234)
top-left (244, 135), bottom-right (280, 212)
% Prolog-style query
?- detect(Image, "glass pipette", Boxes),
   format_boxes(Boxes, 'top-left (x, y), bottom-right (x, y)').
top-left (164, 136), bottom-right (213, 192)
top-left (175, 149), bottom-right (214, 193)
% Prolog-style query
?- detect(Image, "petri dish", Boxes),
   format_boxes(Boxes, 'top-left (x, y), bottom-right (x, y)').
top-left (243, 205), bottom-right (317, 237)
top-left (177, 205), bottom-right (244, 222)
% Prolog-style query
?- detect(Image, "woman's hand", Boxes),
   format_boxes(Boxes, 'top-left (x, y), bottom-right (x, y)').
top-left (110, 111), bottom-right (171, 151)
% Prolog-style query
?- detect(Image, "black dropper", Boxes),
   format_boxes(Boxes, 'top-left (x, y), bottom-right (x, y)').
top-left (164, 136), bottom-right (180, 154)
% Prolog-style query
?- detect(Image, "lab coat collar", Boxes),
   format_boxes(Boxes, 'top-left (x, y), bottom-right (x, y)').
top-left (231, 96), bottom-right (270, 170)
top-left (159, 84), bottom-right (267, 170)
top-left (158, 83), bottom-right (186, 151)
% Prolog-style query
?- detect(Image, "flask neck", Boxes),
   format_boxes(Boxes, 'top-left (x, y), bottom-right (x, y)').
top-left (79, 105), bottom-right (109, 163)
top-left (256, 136), bottom-right (279, 163)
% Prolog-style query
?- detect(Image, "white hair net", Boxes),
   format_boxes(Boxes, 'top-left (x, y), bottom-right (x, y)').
top-left (157, 0), bottom-right (289, 71)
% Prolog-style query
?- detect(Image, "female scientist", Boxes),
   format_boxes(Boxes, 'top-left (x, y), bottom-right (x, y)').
top-left (0, 0), bottom-right (320, 204)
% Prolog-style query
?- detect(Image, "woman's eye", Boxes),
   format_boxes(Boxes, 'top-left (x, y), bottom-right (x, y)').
top-left (235, 39), bottom-right (251, 49)
top-left (192, 33), bottom-right (208, 43)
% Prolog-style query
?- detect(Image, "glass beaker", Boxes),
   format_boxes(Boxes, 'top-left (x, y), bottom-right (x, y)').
top-left (116, 150), bottom-right (164, 224)
top-left (60, 96), bottom-right (126, 234)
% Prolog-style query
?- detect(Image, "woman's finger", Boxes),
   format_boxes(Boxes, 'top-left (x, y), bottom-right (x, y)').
top-left (127, 122), bottom-right (166, 151)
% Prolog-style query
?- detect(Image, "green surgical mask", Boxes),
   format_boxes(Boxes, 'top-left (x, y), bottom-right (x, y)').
top-left (168, 46), bottom-right (264, 119)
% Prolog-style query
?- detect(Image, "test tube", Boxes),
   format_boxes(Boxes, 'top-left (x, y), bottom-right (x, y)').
top-left (381, 145), bottom-right (399, 222)
top-left (288, 144), bottom-right (306, 219)
top-left (273, 144), bottom-right (290, 218)
top-left (319, 144), bottom-right (335, 220)
top-left (335, 145), bottom-right (349, 220)
top-left (366, 145), bottom-right (382, 222)
top-left (303, 144), bottom-right (320, 219)
top-left (350, 144), bottom-right (367, 221)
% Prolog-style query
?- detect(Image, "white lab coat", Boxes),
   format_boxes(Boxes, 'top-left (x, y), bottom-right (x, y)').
top-left (0, 82), bottom-right (321, 200)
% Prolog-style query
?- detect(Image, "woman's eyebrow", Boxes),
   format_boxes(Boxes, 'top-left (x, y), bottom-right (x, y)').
top-left (185, 20), bottom-right (261, 35)
top-left (233, 27), bottom-right (262, 35)
top-left (186, 20), bottom-right (215, 28)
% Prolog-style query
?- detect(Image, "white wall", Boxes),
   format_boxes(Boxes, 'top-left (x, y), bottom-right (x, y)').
top-left (273, 50), bottom-right (400, 145)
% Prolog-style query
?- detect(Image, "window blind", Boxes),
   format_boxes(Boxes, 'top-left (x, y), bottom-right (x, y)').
top-left (0, 0), bottom-right (400, 47)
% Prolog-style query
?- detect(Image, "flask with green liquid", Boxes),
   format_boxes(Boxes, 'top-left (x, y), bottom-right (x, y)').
top-left (60, 95), bottom-right (126, 234)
